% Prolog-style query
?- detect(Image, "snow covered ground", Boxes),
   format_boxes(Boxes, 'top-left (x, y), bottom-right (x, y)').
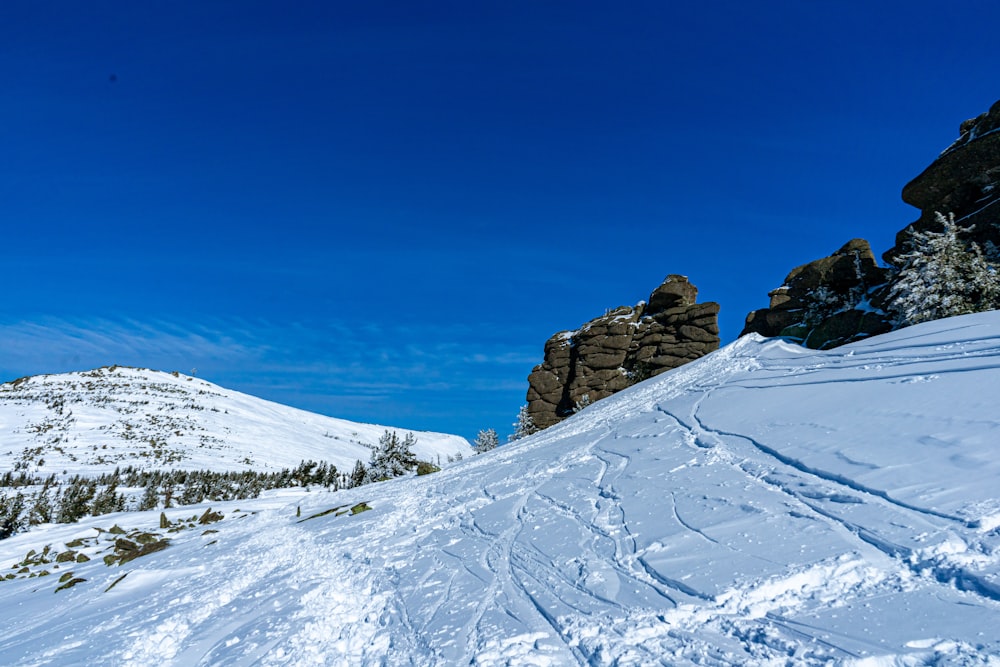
top-left (3, 313), bottom-right (1000, 665)
top-left (0, 366), bottom-right (472, 476)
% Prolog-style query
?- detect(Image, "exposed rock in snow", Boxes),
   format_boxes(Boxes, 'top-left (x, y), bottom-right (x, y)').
top-left (887, 98), bottom-right (1000, 265)
top-left (742, 238), bottom-right (892, 349)
top-left (527, 275), bottom-right (719, 430)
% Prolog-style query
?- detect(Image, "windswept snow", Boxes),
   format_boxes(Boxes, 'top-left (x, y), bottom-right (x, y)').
top-left (4, 313), bottom-right (1000, 665)
top-left (0, 366), bottom-right (472, 476)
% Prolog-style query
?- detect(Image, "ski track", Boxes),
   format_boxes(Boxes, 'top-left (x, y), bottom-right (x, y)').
top-left (98, 516), bottom-right (393, 667)
top-left (631, 349), bottom-right (1000, 661)
top-left (685, 383), bottom-right (1000, 608)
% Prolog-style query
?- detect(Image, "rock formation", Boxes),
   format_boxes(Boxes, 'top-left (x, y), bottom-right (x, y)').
top-left (743, 98), bottom-right (1000, 349)
top-left (885, 99), bottom-right (1000, 264)
top-left (526, 275), bottom-right (719, 430)
top-left (741, 239), bottom-right (892, 349)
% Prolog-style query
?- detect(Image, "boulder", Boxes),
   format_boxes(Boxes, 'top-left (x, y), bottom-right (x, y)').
top-left (647, 274), bottom-right (698, 312)
top-left (526, 276), bottom-right (720, 430)
top-left (740, 239), bottom-right (892, 349)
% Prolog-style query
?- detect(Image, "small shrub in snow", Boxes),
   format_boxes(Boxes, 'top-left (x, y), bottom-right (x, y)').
top-left (572, 394), bottom-right (592, 414)
top-left (416, 461), bottom-right (440, 475)
top-left (473, 428), bottom-right (499, 454)
top-left (509, 405), bottom-right (538, 441)
top-left (625, 361), bottom-right (654, 386)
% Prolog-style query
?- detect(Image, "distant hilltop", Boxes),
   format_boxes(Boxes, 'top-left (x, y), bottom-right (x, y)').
top-left (525, 98), bottom-right (1000, 429)
top-left (0, 365), bottom-right (472, 477)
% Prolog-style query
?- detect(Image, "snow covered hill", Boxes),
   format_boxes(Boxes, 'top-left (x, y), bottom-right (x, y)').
top-left (3, 314), bottom-right (1000, 665)
top-left (0, 366), bottom-right (472, 476)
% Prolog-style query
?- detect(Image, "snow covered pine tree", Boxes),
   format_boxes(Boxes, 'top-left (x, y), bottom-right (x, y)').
top-left (364, 431), bottom-right (418, 483)
top-left (509, 405), bottom-right (538, 441)
top-left (887, 212), bottom-right (1000, 326)
top-left (473, 428), bottom-right (499, 453)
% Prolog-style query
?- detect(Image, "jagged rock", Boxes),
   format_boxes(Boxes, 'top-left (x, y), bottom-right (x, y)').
top-left (526, 276), bottom-right (719, 430)
top-left (885, 99), bottom-right (1000, 264)
top-left (741, 239), bottom-right (892, 349)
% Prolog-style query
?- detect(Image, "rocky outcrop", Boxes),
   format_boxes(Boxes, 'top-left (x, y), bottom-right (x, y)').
top-left (741, 239), bottom-right (893, 349)
top-left (526, 276), bottom-right (719, 430)
top-left (743, 99), bottom-right (1000, 349)
top-left (885, 99), bottom-right (1000, 264)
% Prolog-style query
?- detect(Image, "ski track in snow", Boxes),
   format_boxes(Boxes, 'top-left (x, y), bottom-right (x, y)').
top-left (4, 313), bottom-right (1000, 665)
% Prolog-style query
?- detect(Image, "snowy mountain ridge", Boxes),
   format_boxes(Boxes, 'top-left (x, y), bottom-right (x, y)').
top-left (0, 365), bottom-right (472, 477)
top-left (3, 314), bottom-right (1000, 665)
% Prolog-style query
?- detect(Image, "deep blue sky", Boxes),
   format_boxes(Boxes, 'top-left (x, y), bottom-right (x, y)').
top-left (2, 1), bottom-right (998, 441)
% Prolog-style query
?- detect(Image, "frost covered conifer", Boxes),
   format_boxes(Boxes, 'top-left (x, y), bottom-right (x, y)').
top-left (509, 405), bottom-right (538, 441)
top-left (137, 481), bottom-right (159, 511)
top-left (91, 480), bottom-right (125, 516)
top-left (473, 428), bottom-right (499, 453)
top-left (349, 460), bottom-right (367, 488)
top-left (365, 430), bottom-right (418, 483)
top-left (56, 477), bottom-right (96, 524)
top-left (0, 493), bottom-right (26, 539)
top-left (28, 477), bottom-right (55, 525)
top-left (887, 212), bottom-right (1000, 326)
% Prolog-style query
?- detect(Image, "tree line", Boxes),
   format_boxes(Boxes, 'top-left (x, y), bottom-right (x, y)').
top-left (0, 429), bottom-right (477, 540)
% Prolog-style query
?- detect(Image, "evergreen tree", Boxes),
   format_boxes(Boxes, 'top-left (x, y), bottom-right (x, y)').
top-left (137, 480), bottom-right (159, 511)
top-left (91, 479), bottom-right (125, 516)
top-left (887, 212), bottom-right (1000, 326)
top-left (0, 493), bottom-right (26, 539)
top-left (509, 405), bottom-right (538, 441)
top-left (401, 432), bottom-right (418, 464)
top-left (162, 483), bottom-right (175, 509)
top-left (180, 480), bottom-right (206, 505)
top-left (28, 477), bottom-right (55, 525)
top-left (365, 430), bottom-right (418, 483)
top-left (473, 428), bottom-right (499, 453)
top-left (349, 460), bottom-right (367, 488)
top-left (56, 478), bottom-right (96, 524)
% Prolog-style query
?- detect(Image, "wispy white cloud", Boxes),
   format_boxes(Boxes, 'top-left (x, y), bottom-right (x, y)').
top-left (0, 316), bottom-right (536, 438)
top-left (0, 317), bottom-right (259, 377)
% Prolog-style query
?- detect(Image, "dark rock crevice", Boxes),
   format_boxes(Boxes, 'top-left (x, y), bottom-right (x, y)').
top-left (555, 341), bottom-right (581, 420)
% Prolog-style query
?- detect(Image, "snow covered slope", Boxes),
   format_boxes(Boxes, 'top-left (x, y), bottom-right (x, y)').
top-left (3, 313), bottom-right (1000, 665)
top-left (0, 366), bottom-right (472, 475)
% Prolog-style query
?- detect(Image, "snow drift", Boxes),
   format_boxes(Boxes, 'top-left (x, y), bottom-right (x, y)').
top-left (3, 313), bottom-right (1000, 665)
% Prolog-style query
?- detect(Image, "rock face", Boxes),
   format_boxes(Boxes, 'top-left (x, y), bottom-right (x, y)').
top-left (741, 239), bottom-right (893, 349)
top-left (885, 99), bottom-right (1000, 264)
top-left (526, 276), bottom-right (719, 430)
top-left (743, 99), bottom-right (1000, 350)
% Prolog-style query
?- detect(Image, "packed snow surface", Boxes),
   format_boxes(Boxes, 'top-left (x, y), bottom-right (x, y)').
top-left (0, 366), bottom-right (472, 475)
top-left (4, 313), bottom-right (1000, 665)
